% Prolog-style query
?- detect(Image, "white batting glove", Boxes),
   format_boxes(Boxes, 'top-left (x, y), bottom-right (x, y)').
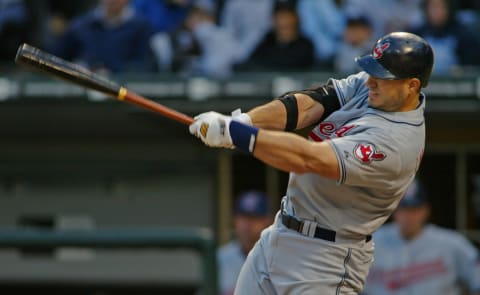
top-left (189, 111), bottom-right (233, 148)
top-left (189, 109), bottom-right (252, 148)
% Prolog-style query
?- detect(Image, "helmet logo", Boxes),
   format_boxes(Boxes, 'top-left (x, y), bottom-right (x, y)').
top-left (373, 42), bottom-right (390, 59)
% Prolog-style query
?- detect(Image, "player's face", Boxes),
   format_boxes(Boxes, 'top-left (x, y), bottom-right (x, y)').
top-left (366, 76), bottom-right (417, 112)
top-left (393, 205), bottom-right (430, 240)
top-left (234, 215), bottom-right (271, 254)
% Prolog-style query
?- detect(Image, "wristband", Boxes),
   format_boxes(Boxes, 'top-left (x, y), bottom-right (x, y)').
top-left (229, 120), bottom-right (259, 153)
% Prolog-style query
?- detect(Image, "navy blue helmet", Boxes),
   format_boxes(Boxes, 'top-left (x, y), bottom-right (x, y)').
top-left (356, 32), bottom-right (434, 87)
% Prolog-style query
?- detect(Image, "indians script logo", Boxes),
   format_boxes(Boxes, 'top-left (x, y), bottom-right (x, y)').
top-left (309, 122), bottom-right (356, 142)
top-left (354, 143), bottom-right (386, 164)
top-left (373, 42), bottom-right (390, 59)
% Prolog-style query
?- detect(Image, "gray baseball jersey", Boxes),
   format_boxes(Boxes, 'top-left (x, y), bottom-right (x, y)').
top-left (285, 71), bottom-right (425, 239)
top-left (234, 71), bottom-right (426, 295)
top-left (363, 223), bottom-right (480, 295)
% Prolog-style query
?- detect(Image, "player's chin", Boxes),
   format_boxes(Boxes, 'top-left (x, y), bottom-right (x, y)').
top-left (367, 97), bottom-right (387, 111)
top-left (367, 96), bottom-right (379, 107)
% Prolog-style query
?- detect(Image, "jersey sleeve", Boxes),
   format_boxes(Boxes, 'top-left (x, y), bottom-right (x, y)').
top-left (328, 71), bottom-right (369, 106)
top-left (328, 128), bottom-right (402, 188)
top-left (454, 235), bottom-right (480, 292)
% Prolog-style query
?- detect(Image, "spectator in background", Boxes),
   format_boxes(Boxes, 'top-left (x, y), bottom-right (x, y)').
top-left (334, 16), bottom-right (373, 75)
top-left (362, 179), bottom-right (480, 295)
top-left (51, 0), bottom-right (155, 73)
top-left (297, 0), bottom-right (346, 67)
top-left (220, 0), bottom-right (274, 64)
top-left (0, 0), bottom-right (29, 63)
top-left (412, 0), bottom-right (480, 75)
top-left (238, 2), bottom-right (314, 71)
top-left (149, 0), bottom-right (239, 77)
top-left (132, 0), bottom-right (191, 33)
top-left (345, 0), bottom-right (424, 39)
top-left (217, 191), bottom-right (273, 295)
top-left (44, 0), bottom-right (98, 46)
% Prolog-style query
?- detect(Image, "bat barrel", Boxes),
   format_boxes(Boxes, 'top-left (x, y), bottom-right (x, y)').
top-left (15, 43), bottom-right (121, 97)
top-left (14, 43), bottom-right (194, 126)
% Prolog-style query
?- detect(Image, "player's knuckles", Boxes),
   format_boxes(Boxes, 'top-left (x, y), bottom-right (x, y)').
top-left (194, 111), bottom-right (215, 120)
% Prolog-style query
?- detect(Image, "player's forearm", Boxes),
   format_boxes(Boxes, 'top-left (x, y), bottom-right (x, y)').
top-left (253, 129), bottom-right (339, 179)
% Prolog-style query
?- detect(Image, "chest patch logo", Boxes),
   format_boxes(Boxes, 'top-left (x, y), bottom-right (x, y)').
top-left (373, 42), bottom-right (390, 59)
top-left (354, 143), bottom-right (386, 163)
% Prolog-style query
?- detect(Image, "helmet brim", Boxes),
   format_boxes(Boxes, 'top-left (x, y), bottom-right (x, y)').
top-left (355, 54), bottom-right (397, 80)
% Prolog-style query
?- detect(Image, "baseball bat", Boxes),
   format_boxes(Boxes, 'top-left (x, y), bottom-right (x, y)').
top-left (15, 43), bottom-right (194, 125)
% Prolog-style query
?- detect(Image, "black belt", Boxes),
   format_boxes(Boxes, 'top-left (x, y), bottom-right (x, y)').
top-left (281, 212), bottom-right (372, 243)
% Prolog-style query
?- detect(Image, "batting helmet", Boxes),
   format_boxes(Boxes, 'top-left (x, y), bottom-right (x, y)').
top-left (355, 32), bottom-right (434, 87)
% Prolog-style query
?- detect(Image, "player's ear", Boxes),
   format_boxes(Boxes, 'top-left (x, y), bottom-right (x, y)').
top-left (409, 78), bottom-right (421, 93)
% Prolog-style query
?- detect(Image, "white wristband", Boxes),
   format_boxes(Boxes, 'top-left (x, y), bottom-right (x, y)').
top-left (231, 109), bottom-right (253, 126)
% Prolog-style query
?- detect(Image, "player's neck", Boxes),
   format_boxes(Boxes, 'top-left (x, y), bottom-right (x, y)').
top-left (399, 92), bottom-right (421, 112)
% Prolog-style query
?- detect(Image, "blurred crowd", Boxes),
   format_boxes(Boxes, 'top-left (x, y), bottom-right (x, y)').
top-left (1, 0), bottom-right (480, 78)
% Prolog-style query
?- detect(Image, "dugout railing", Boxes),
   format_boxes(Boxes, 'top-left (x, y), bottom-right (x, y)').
top-left (0, 228), bottom-right (217, 294)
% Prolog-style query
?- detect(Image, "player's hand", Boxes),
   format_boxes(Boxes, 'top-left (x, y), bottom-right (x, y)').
top-left (189, 111), bottom-right (234, 148)
top-left (189, 110), bottom-right (252, 148)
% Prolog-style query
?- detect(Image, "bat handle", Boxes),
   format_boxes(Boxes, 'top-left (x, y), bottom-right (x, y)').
top-left (118, 88), bottom-right (194, 125)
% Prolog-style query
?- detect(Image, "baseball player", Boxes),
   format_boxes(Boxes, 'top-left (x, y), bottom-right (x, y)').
top-left (218, 191), bottom-right (272, 295)
top-left (190, 32), bottom-right (434, 294)
top-left (363, 180), bottom-right (480, 295)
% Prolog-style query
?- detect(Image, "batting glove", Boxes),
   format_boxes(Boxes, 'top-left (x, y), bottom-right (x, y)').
top-left (189, 111), bottom-right (233, 148)
top-left (189, 109), bottom-right (252, 148)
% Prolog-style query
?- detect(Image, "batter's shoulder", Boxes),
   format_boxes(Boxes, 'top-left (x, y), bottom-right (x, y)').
top-left (329, 71), bottom-right (369, 106)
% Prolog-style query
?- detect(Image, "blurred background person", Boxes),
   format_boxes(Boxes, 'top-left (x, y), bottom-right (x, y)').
top-left (217, 191), bottom-right (273, 295)
top-left (148, 0), bottom-right (241, 77)
top-left (297, 0), bottom-right (346, 67)
top-left (41, 0), bottom-right (96, 48)
top-left (411, 0), bottom-right (480, 75)
top-left (363, 179), bottom-right (480, 295)
top-left (345, 0), bottom-right (424, 39)
top-left (50, 0), bottom-right (155, 73)
top-left (334, 15), bottom-right (373, 75)
top-left (219, 0), bottom-right (274, 65)
top-left (132, 0), bottom-right (191, 33)
top-left (0, 0), bottom-right (29, 64)
top-left (237, 1), bottom-right (314, 71)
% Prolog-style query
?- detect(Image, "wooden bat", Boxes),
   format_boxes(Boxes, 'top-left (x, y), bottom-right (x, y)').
top-left (15, 43), bottom-right (194, 125)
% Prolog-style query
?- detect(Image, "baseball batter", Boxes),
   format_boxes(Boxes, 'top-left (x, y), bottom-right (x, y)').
top-left (363, 180), bottom-right (480, 295)
top-left (190, 32), bottom-right (434, 294)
